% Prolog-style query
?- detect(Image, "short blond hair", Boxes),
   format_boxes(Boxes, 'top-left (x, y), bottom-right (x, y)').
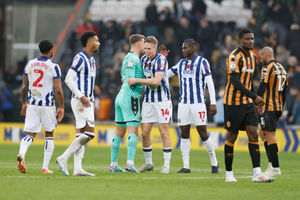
top-left (145, 36), bottom-right (158, 46)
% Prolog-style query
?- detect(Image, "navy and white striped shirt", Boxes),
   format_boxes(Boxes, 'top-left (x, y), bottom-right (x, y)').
top-left (70, 50), bottom-right (96, 101)
top-left (141, 53), bottom-right (171, 102)
top-left (24, 56), bottom-right (61, 106)
top-left (168, 54), bottom-right (212, 104)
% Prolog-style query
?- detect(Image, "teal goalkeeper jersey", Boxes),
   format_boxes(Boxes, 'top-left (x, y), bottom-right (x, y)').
top-left (120, 52), bottom-right (143, 98)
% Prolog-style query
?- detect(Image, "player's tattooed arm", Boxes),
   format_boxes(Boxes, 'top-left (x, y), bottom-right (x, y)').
top-left (21, 75), bottom-right (29, 116)
top-left (21, 75), bottom-right (29, 104)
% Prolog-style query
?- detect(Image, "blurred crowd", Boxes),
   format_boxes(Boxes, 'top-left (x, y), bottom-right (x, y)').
top-left (1, 0), bottom-right (300, 126)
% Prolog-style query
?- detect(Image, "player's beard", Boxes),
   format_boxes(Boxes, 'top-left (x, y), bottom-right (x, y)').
top-left (245, 44), bottom-right (253, 51)
top-left (138, 50), bottom-right (144, 57)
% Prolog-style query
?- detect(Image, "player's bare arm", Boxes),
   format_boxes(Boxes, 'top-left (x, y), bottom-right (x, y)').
top-left (128, 71), bottom-right (164, 87)
top-left (21, 74), bottom-right (29, 116)
top-left (54, 78), bottom-right (64, 122)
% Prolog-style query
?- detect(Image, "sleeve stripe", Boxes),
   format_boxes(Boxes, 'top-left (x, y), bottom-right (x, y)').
top-left (171, 67), bottom-right (177, 74)
top-left (54, 65), bottom-right (61, 79)
top-left (73, 57), bottom-right (83, 70)
top-left (70, 67), bottom-right (78, 73)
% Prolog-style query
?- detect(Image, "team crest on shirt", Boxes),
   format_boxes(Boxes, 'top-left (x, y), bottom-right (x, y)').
top-left (226, 121), bottom-right (231, 128)
top-left (187, 64), bottom-right (191, 69)
top-left (146, 63), bottom-right (150, 69)
top-left (128, 60), bottom-right (134, 67)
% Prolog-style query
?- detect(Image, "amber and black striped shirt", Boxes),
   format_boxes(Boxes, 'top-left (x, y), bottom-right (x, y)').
top-left (259, 60), bottom-right (287, 112)
top-left (223, 48), bottom-right (257, 106)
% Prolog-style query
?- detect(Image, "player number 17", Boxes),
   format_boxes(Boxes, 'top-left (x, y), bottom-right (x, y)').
top-left (198, 111), bottom-right (205, 119)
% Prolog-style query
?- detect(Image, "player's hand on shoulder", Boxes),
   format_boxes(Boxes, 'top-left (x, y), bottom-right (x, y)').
top-left (209, 104), bottom-right (217, 116)
top-left (159, 44), bottom-right (170, 58)
top-left (21, 103), bottom-right (27, 117)
top-left (254, 96), bottom-right (265, 106)
top-left (128, 78), bottom-right (137, 86)
top-left (80, 96), bottom-right (91, 107)
top-left (56, 107), bottom-right (64, 122)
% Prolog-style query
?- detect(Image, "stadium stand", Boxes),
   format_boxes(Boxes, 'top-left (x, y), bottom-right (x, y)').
top-left (1, 0), bottom-right (300, 128)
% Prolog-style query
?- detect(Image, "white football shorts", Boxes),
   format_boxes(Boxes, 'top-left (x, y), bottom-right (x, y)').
top-left (24, 104), bottom-right (57, 132)
top-left (141, 100), bottom-right (172, 123)
top-left (177, 103), bottom-right (207, 126)
top-left (71, 98), bottom-right (95, 129)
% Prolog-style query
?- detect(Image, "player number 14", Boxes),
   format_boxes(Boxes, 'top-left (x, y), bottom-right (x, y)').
top-left (161, 108), bottom-right (169, 116)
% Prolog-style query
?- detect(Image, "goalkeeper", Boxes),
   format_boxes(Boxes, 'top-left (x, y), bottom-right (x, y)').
top-left (110, 34), bottom-right (145, 173)
top-left (128, 36), bottom-right (172, 174)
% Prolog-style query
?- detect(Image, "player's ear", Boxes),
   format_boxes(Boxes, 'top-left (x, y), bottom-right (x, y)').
top-left (49, 48), bottom-right (54, 57)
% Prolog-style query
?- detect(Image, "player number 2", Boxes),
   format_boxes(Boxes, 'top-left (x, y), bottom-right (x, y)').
top-left (32, 69), bottom-right (44, 87)
top-left (161, 108), bottom-right (169, 116)
top-left (198, 111), bottom-right (205, 119)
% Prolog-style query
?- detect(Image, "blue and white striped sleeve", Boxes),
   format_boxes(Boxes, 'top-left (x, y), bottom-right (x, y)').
top-left (202, 59), bottom-right (216, 104)
top-left (155, 57), bottom-right (167, 73)
top-left (70, 55), bottom-right (83, 73)
top-left (167, 60), bottom-right (179, 78)
top-left (53, 65), bottom-right (61, 79)
top-left (202, 59), bottom-right (212, 77)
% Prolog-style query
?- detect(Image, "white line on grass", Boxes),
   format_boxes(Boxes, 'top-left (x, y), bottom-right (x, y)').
top-left (2, 175), bottom-right (253, 180)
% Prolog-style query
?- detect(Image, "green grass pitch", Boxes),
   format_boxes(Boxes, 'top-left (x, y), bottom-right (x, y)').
top-left (0, 144), bottom-right (299, 200)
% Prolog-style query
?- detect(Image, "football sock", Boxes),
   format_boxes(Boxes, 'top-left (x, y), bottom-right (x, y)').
top-left (224, 141), bottom-right (234, 171)
top-left (264, 141), bottom-right (271, 163)
top-left (61, 133), bottom-right (92, 160)
top-left (248, 142), bottom-right (260, 168)
top-left (19, 135), bottom-right (34, 158)
top-left (163, 148), bottom-right (172, 169)
top-left (202, 137), bottom-right (218, 166)
top-left (111, 136), bottom-right (122, 166)
top-left (74, 133), bottom-right (85, 171)
top-left (143, 146), bottom-right (153, 165)
top-left (268, 141), bottom-right (279, 168)
top-left (180, 138), bottom-right (190, 169)
top-left (226, 170), bottom-right (234, 177)
top-left (42, 137), bottom-right (54, 170)
top-left (253, 167), bottom-right (262, 176)
top-left (127, 133), bottom-right (137, 164)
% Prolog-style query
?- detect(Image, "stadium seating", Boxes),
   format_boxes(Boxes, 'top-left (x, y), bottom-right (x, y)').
top-left (89, 0), bottom-right (251, 27)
